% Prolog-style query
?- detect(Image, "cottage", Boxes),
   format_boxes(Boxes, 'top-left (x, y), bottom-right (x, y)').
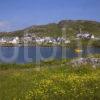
top-left (0, 38), bottom-right (7, 43)
top-left (10, 37), bottom-right (19, 44)
top-left (76, 32), bottom-right (95, 39)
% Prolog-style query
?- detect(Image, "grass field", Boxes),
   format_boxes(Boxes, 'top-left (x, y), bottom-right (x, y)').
top-left (0, 59), bottom-right (100, 100)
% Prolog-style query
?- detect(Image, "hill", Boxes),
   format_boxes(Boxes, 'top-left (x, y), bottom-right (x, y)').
top-left (0, 20), bottom-right (100, 38)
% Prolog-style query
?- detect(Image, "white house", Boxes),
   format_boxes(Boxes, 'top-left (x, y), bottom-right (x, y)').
top-left (65, 40), bottom-right (70, 44)
top-left (9, 37), bottom-right (19, 44)
top-left (76, 32), bottom-right (95, 39)
top-left (91, 35), bottom-right (95, 39)
top-left (0, 38), bottom-right (7, 43)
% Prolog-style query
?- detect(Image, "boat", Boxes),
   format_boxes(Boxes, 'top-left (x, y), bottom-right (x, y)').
top-left (75, 49), bottom-right (83, 53)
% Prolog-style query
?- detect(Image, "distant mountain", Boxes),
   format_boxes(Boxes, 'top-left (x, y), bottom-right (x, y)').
top-left (0, 20), bottom-right (100, 37)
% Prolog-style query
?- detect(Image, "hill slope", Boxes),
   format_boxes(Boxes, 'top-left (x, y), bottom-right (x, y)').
top-left (0, 20), bottom-right (100, 37)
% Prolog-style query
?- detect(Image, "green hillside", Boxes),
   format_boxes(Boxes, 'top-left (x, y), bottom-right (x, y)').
top-left (0, 20), bottom-right (100, 37)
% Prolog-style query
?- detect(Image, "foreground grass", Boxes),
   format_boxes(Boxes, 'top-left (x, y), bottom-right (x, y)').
top-left (0, 61), bottom-right (100, 100)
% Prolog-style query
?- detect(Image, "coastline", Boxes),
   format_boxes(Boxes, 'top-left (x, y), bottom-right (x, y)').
top-left (0, 39), bottom-right (99, 47)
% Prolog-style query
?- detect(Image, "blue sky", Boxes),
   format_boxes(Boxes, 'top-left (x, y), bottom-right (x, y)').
top-left (0, 0), bottom-right (100, 31)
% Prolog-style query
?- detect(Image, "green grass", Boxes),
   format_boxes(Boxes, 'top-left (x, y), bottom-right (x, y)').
top-left (0, 60), bottom-right (100, 100)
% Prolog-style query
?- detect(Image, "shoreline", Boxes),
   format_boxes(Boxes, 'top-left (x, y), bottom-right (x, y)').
top-left (0, 44), bottom-right (100, 47)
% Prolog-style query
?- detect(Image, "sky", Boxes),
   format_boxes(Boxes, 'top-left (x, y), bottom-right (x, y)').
top-left (0, 0), bottom-right (100, 32)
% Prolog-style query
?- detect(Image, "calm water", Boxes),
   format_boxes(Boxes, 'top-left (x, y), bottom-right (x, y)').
top-left (0, 46), bottom-right (100, 63)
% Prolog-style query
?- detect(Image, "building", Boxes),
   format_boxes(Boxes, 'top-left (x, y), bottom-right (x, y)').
top-left (76, 32), bottom-right (95, 39)
top-left (9, 37), bottom-right (19, 44)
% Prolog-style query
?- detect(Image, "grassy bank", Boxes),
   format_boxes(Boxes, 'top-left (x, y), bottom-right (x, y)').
top-left (0, 60), bottom-right (100, 100)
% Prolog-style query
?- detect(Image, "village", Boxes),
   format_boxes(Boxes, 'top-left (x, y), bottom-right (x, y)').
top-left (0, 32), bottom-right (96, 45)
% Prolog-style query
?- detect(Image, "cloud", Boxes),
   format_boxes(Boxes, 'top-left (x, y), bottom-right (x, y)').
top-left (0, 21), bottom-right (25, 32)
top-left (0, 21), bottom-right (12, 32)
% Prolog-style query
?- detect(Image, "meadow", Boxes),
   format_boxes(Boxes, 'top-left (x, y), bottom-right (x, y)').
top-left (0, 59), bottom-right (100, 100)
